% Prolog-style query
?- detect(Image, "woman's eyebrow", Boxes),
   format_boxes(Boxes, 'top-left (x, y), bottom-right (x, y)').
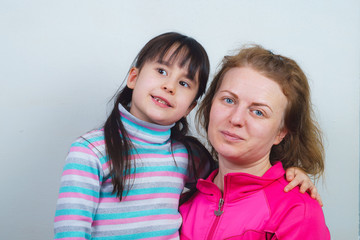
top-left (251, 102), bottom-right (273, 112)
top-left (218, 90), bottom-right (273, 111)
top-left (219, 90), bottom-right (238, 99)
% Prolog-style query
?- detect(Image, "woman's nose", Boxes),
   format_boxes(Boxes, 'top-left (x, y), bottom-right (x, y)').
top-left (229, 108), bottom-right (246, 127)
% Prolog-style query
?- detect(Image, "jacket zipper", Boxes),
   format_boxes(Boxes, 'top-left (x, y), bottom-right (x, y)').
top-left (207, 197), bottom-right (224, 240)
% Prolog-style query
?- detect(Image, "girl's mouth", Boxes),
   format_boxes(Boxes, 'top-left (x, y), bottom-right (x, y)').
top-left (152, 96), bottom-right (172, 107)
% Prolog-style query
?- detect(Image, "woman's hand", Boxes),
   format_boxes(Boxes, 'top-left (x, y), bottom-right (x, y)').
top-left (284, 167), bottom-right (323, 206)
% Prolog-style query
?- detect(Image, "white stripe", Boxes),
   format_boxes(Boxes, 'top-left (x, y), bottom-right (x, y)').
top-left (92, 218), bottom-right (182, 231)
top-left (57, 197), bottom-right (97, 207)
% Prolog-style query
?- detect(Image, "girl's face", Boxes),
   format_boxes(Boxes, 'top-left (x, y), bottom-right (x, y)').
top-left (126, 51), bottom-right (199, 126)
top-left (208, 67), bottom-right (288, 169)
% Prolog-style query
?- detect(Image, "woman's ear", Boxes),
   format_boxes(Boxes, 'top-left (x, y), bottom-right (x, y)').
top-left (127, 67), bottom-right (139, 89)
top-left (274, 128), bottom-right (288, 145)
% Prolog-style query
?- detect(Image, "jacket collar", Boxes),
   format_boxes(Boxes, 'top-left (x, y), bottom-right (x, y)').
top-left (196, 162), bottom-right (285, 202)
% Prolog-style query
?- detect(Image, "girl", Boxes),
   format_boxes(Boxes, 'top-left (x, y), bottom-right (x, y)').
top-left (54, 33), bottom-right (319, 240)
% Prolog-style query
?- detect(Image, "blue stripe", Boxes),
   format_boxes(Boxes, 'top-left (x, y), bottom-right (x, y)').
top-left (122, 116), bottom-right (170, 136)
top-left (63, 163), bottom-right (99, 175)
top-left (55, 208), bottom-right (93, 218)
top-left (128, 166), bottom-right (187, 175)
top-left (97, 155), bottom-right (109, 165)
top-left (102, 187), bottom-right (182, 198)
top-left (94, 208), bottom-right (178, 220)
top-left (54, 231), bottom-right (91, 239)
top-left (131, 148), bottom-right (188, 155)
top-left (80, 135), bottom-right (105, 145)
top-left (128, 138), bottom-right (170, 146)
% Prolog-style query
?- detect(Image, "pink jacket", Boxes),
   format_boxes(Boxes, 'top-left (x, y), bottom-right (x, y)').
top-left (179, 162), bottom-right (330, 240)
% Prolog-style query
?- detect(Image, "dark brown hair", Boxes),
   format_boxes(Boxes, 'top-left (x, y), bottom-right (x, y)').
top-left (197, 45), bottom-right (324, 179)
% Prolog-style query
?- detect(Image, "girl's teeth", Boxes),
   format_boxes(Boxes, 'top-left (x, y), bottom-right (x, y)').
top-left (154, 97), bottom-right (168, 105)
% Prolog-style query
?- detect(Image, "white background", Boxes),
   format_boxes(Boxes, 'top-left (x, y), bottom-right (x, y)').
top-left (1, 1), bottom-right (359, 239)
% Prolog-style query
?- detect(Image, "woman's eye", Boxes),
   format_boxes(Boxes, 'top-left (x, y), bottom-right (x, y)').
top-left (179, 81), bottom-right (189, 88)
top-left (158, 68), bottom-right (167, 76)
top-left (253, 110), bottom-right (264, 116)
top-left (224, 98), bottom-right (234, 104)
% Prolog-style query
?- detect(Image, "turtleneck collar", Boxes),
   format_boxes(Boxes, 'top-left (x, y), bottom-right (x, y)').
top-left (196, 162), bottom-right (286, 202)
top-left (118, 104), bottom-right (175, 144)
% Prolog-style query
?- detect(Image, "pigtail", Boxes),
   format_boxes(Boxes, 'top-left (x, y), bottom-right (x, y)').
top-left (171, 117), bottom-right (217, 206)
top-left (104, 87), bottom-right (135, 201)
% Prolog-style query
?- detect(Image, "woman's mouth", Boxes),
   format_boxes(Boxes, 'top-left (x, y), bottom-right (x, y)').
top-left (221, 130), bottom-right (244, 141)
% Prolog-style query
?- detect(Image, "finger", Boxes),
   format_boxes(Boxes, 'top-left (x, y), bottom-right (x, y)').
top-left (317, 193), bottom-right (323, 207)
top-left (308, 186), bottom-right (317, 198)
top-left (285, 168), bottom-right (296, 181)
top-left (309, 186), bottom-right (323, 206)
top-left (299, 182), bottom-right (310, 194)
top-left (284, 178), bottom-right (301, 192)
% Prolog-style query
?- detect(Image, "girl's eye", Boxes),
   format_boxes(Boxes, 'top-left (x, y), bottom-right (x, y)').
top-left (179, 81), bottom-right (189, 88)
top-left (253, 110), bottom-right (264, 117)
top-left (158, 68), bottom-right (167, 76)
top-left (224, 98), bottom-right (234, 104)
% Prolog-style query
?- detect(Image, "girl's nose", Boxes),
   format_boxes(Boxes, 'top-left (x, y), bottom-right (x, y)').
top-left (162, 80), bottom-right (176, 94)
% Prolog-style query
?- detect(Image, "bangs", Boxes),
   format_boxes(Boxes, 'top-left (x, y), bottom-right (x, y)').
top-left (136, 38), bottom-right (206, 81)
top-left (156, 43), bottom-right (203, 81)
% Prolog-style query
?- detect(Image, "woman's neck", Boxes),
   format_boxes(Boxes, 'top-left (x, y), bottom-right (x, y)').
top-left (213, 156), bottom-right (272, 192)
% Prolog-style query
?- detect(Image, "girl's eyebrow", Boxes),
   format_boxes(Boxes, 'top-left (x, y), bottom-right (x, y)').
top-left (157, 59), bottom-right (171, 66)
top-left (156, 59), bottom-right (196, 82)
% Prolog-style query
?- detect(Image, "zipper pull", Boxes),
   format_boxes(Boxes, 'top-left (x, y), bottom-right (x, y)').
top-left (214, 198), bottom-right (224, 216)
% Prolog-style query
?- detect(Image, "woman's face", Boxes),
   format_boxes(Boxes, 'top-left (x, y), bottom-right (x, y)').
top-left (208, 67), bottom-right (288, 168)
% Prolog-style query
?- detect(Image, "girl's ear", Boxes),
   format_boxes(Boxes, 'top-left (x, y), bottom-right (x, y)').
top-left (184, 101), bottom-right (197, 117)
top-left (273, 127), bottom-right (288, 145)
top-left (127, 67), bottom-right (139, 89)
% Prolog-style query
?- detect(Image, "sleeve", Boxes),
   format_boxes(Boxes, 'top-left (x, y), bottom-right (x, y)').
top-left (274, 199), bottom-right (331, 240)
top-left (54, 140), bottom-right (103, 240)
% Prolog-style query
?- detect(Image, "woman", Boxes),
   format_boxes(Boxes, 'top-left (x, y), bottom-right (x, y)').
top-left (180, 45), bottom-right (330, 239)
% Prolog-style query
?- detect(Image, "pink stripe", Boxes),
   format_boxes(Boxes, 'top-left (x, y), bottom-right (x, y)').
top-left (103, 171), bottom-right (186, 183)
top-left (130, 153), bottom-right (188, 159)
top-left (58, 192), bottom-right (99, 203)
top-left (93, 214), bottom-right (180, 226)
top-left (55, 238), bottom-right (88, 240)
top-left (62, 169), bottom-right (99, 181)
top-left (54, 215), bottom-right (92, 223)
top-left (70, 147), bottom-right (98, 158)
top-left (86, 139), bottom-right (105, 148)
top-left (148, 232), bottom-right (179, 240)
top-left (128, 134), bottom-right (170, 144)
top-left (130, 171), bottom-right (186, 178)
top-left (101, 161), bottom-right (110, 169)
top-left (100, 193), bottom-right (179, 203)
top-left (121, 113), bottom-right (169, 132)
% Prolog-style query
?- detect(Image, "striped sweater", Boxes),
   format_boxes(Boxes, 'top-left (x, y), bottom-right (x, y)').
top-left (54, 104), bottom-right (189, 240)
